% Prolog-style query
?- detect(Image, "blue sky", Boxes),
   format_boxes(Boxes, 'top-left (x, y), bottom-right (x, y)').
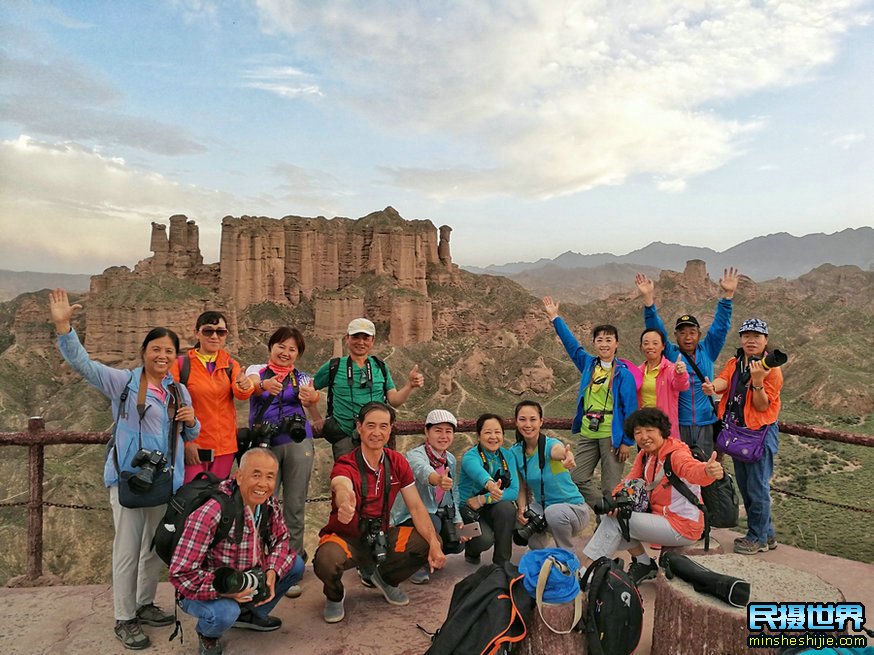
top-left (1, 0), bottom-right (872, 274)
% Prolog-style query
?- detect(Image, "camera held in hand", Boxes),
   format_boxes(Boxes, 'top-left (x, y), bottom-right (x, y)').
top-left (459, 503), bottom-right (480, 525)
top-left (362, 518), bottom-right (389, 564)
top-left (436, 505), bottom-right (460, 548)
top-left (128, 448), bottom-right (168, 493)
top-left (752, 349), bottom-right (788, 371)
top-left (493, 471), bottom-right (512, 491)
top-left (593, 489), bottom-right (635, 517)
top-left (513, 508), bottom-right (548, 546)
top-left (585, 411), bottom-right (604, 432)
top-left (213, 566), bottom-right (270, 604)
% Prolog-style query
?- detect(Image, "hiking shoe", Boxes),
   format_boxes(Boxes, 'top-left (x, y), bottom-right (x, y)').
top-left (198, 633), bottom-right (223, 655)
top-left (767, 536), bottom-right (778, 550)
top-left (136, 603), bottom-right (174, 627)
top-left (358, 566), bottom-right (375, 588)
top-left (629, 558), bottom-right (658, 585)
top-left (734, 538), bottom-right (768, 555)
top-left (324, 593), bottom-right (345, 623)
top-left (409, 568), bottom-right (430, 585)
top-left (114, 619), bottom-right (150, 650)
top-left (370, 569), bottom-right (410, 606)
top-left (285, 584), bottom-right (302, 598)
top-left (232, 610), bottom-right (281, 631)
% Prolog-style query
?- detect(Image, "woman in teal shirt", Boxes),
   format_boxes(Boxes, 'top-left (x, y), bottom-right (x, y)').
top-left (511, 400), bottom-right (589, 550)
top-left (458, 413), bottom-right (519, 565)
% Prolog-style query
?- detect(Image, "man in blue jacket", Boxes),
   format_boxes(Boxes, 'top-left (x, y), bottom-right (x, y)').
top-left (634, 268), bottom-right (739, 456)
top-left (543, 297), bottom-right (638, 513)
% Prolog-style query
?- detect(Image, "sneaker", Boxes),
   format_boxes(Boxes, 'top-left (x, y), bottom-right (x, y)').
top-left (628, 558), bottom-right (659, 585)
top-left (135, 603), bottom-right (174, 627)
top-left (409, 568), bottom-right (430, 585)
top-left (285, 584), bottom-right (302, 598)
top-left (114, 619), bottom-right (150, 650)
top-left (734, 538), bottom-right (768, 555)
top-left (232, 610), bottom-right (282, 632)
top-left (324, 594), bottom-right (345, 623)
top-left (767, 535), bottom-right (778, 550)
top-left (358, 566), bottom-right (375, 588)
top-left (370, 569), bottom-right (410, 606)
top-left (197, 632), bottom-right (223, 655)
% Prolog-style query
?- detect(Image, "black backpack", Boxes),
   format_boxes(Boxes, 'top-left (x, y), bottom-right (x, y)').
top-left (663, 448), bottom-right (739, 551)
top-left (580, 557), bottom-right (644, 655)
top-left (424, 562), bottom-right (534, 655)
top-left (177, 354), bottom-right (233, 387)
top-left (152, 472), bottom-right (268, 566)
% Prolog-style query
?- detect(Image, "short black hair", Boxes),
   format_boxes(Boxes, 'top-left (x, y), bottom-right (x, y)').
top-left (357, 401), bottom-right (396, 425)
top-left (639, 328), bottom-right (665, 346)
top-left (140, 327), bottom-right (179, 355)
top-left (195, 311), bottom-right (228, 330)
top-left (593, 324), bottom-right (619, 340)
top-left (268, 326), bottom-right (305, 356)
top-left (475, 412), bottom-right (505, 435)
top-left (514, 399), bottom-right (543, 419)
top-left (623, 408), bottom-right (672, 439)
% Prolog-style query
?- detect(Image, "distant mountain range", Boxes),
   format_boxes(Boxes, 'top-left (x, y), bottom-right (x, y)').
top-left (0, 270), bottom-right (91, 301)
top-left (463, 227), bottom-right (874, 281)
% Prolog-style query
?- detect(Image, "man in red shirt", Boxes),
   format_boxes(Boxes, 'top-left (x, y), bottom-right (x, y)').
top-left (313, 401), bottom-right (447, 623)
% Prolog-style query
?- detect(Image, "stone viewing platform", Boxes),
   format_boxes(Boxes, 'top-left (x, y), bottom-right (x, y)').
top-left (2, 529), bottom-right (871, 654)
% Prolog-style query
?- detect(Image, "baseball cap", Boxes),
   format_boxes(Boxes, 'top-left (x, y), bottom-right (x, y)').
top-left (675, 315), bottom-right (700, 330)
top-left (425, 409), bottom-right (457, 429)
top-left (346, 318), bottom-right (376, 336)
top-left (739, 318), bottom-right (769, 335)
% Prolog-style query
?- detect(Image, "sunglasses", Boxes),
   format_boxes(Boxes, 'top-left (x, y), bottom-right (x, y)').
top-left (200, 327), bottom-right (229, 337)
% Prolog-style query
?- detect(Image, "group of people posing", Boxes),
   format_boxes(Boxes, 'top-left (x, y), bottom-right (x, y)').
top-left (48, 266), bottom-right (784, 655)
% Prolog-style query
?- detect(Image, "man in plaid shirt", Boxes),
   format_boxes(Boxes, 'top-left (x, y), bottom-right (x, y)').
top-left (170, 448), bottom-right (304, 655)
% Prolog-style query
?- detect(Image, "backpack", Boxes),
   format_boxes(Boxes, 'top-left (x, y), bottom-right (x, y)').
top-left (152, 471), bottom-right (268, 566)
top-left (325, 355), bottom-right (389, 416)
top-left (177, 354), bottom-right (233, 387)
top-left (580, 557), bottom-right (644, 655)
top-left (424, 562), bottom-right (534, 655)
top-left (663, 448), bottom-right (739, 551)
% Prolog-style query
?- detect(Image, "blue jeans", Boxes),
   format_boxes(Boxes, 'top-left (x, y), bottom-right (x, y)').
top-left (733, 423), bottom-right (778, 544)
top-left (179, 556), bottom-right (304, 638)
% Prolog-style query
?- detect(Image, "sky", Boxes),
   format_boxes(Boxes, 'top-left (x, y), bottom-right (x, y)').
top-left (1, 0), bottom-right (872, 274)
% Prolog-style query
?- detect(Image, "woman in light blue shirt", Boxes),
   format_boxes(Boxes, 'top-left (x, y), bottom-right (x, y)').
top-left (511, 399), bottom-right (589, 550)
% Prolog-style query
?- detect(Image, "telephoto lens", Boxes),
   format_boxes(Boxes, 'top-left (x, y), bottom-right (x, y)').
top-left (762, 349), bottom-right (787, 370)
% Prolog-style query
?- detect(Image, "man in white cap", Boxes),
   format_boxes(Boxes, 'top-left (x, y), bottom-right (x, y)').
top-left (313, 317), bottom-right (425, 461)
top-left (390, 409), bottom-right (466, 584)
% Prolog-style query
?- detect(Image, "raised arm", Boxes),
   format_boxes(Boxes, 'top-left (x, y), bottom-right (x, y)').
top-left (543, 296), bottom-right (594, 372)
top-left (701, 268), bottom-right (738, 359)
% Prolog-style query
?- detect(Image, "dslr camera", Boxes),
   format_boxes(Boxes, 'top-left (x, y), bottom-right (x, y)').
top-left (361, 518), bottom-right (389, 564)
top-left (250, 421), bottom-right (280, 449)
top-left (513, 508), bottom-right (548, 546)
top-left (436, 506), bottom-right (460, 548)
top-left (213, 566), bottom-right (269, 604)
top-left (585, 411), bottom-right (604, 432)
top-left (751, 349), bottom-right (788, 371)
top-left (593, 489), bottom-right (635, 517)
top-left (129, 448), bottom-right (168, 493)
top-left (279, 414), bottom-right (308, 443)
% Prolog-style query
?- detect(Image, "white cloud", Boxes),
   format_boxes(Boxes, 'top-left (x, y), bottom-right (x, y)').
top-left (242, 65), bottom-right (324, 99)
top-left (254, 0), bottom-right (869, 198)
top-left (0, 136), bottom-right (237, 273)
top-left (830, 131), bottom-right (866, 149)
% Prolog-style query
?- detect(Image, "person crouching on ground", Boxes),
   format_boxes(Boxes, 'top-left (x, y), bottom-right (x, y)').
top-left (390, 409), bottom-right (467, 585)
top-left (511, 399), bottom-right (589, 550)
top-left (580, 408), bottom-right (724, 585)
top-left (313, 402), bottom-right (446, 623)
top-left (170, 448), bottom-right (304, 655)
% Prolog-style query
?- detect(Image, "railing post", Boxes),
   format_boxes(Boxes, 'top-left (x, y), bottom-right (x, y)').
top-left (26, 417), bottom-right (45, 582)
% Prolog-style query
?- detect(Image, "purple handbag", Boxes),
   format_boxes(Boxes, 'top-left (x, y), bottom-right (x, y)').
top-left (715, 420), bottom-right (767, 463)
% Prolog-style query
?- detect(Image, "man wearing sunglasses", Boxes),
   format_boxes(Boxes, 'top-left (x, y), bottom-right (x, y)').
top-left (313, 318), bottom-right (425, 461)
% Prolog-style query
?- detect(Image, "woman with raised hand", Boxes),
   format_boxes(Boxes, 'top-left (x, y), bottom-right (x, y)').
top-left (245, 326), bottom-right (321, 596)
top-left (703, 318), bottom-right (783, 556)
top-left (511, 399), bottom-right (588, 550)
top-left (172, 311), bottom-right (254, 483)
top-left (49, 289), bottom-right (200, 651)
top-left (457, 413), bottom-right (519, 566)
top-left (637, 328), bottom-right (690, 439)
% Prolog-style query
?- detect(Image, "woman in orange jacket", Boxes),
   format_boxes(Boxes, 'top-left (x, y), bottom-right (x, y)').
top-left (581, 408), bottom-right (724, 585)
top-left (172, 311), bottom-right (255, 483)
top-left (703, 318), bottom-right (783, 555)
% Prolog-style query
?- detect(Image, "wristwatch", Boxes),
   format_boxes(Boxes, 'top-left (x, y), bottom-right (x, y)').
top-left (751, 385), bottom-right (764, 391)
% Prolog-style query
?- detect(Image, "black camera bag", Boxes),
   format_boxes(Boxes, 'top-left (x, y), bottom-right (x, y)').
top-left (659, 550), bottom-right (750, 607)
top-left (580, 557), bottom-right (644, 655)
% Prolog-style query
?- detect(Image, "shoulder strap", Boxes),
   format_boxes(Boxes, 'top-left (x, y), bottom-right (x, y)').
top-left (681, 353), bottom-right (719, 417)
top-left (211, 488), bottom-right (244, 547)
top-left (370, 355), bottom-right (390, 400)
top-left (663, 454), bottom-right (710, 551)
top-left (326, 357), bottom-right (341, 416)
top-left (178, 355), bottom-right (190, 386)
top-left (535, 557), bottom-right (582, 635)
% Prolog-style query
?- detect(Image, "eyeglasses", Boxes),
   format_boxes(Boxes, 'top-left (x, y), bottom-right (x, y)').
top-left (200, 327), bottom-right (229, 337)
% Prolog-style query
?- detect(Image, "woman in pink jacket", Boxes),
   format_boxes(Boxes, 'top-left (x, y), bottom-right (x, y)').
top-left (581, 408), bottom-right (724, 584)
top-left (637, 328), bottom-right (690, 439)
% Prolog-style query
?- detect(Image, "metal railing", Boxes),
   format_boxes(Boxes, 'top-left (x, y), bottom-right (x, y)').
top-left (1, 417), bottom-right (872, 586)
